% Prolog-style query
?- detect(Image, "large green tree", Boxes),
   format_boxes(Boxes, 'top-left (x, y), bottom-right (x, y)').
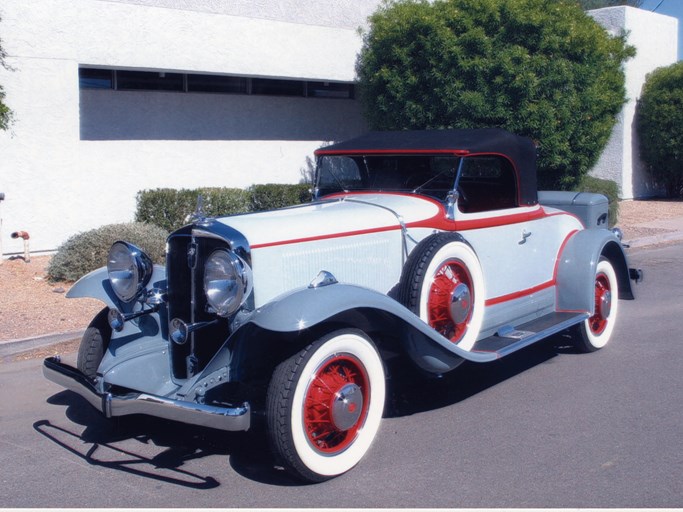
top-left (637, 61), bottom-right (683, 198)
top-left (0, 15), bottom-right (12, 131)
top-left (356, 0), bottom-right (635, 189)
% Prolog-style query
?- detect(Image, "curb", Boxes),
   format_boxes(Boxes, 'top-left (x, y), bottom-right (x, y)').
top-left (625, 230), bottom-right (683, 249)
top-left (0, 330), bottom-right (85, 358)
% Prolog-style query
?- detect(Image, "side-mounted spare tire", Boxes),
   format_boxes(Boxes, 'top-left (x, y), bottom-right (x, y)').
top-left (398, 232), bottom-right (485, 351)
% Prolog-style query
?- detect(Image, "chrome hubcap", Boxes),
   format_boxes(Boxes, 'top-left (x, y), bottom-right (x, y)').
top-left (449, 282), bottom-right (472, 325)
top-left (599, 289), bottom-right (612, 319)
top-left (331, 383), bottom-right (364, 431)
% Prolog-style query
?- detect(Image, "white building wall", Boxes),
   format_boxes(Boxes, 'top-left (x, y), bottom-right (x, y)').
top-left (589, 6), bottom-right (678, 199)
top-left (0, 0), bottom-right (378, 255)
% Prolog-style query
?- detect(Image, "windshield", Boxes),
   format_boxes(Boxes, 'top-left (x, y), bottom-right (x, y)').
top-left (315, 154), bottom-right (461, 201)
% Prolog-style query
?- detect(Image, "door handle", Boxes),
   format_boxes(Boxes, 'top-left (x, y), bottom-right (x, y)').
top-left (519, 229), bottom-right (532, 245)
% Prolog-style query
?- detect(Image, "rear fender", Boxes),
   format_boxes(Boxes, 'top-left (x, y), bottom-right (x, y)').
top-left (556, 229), bottom-right (633, 314)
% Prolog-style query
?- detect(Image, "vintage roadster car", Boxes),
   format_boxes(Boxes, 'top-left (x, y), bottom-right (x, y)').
top-left (44, 128), bottom-right (641, 482)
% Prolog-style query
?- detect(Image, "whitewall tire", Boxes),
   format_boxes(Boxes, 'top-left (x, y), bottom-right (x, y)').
top-left (573, 258), bottom-right (619, 352)
top-left (266, 329), bottom-right (386, 482)
top-left (399, 233), bottom-right (485, 351)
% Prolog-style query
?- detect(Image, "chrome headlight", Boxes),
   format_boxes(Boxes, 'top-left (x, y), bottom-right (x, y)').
top-left (204, 249), bottom-right (252, 317)
top-left (107, 241), bottom-right (154, 303)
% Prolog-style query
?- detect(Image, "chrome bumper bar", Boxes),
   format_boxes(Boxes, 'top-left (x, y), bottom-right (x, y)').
top-left (43, 357), bottom-right (250, 432)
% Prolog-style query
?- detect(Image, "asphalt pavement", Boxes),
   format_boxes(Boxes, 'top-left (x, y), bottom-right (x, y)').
top-left (2, 210), bottom-right (683, 358)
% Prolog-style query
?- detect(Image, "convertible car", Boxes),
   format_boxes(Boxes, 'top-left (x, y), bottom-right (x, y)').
top-left (43, 128), bottom-right (641, 482)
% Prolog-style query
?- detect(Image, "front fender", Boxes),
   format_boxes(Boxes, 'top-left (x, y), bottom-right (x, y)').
top-left (241, 282), bottom-right (499, 374)
top-left (66, 264), bottom-right (167, 309)
top-left (556, 229), bottom-right (633, 314)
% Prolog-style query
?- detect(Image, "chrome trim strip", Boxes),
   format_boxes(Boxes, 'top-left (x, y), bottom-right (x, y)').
top-left (43, 357), bottom-right (250, 432)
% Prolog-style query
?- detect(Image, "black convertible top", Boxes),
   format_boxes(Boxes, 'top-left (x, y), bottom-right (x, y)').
top-left (316, 128), bottom-right (538, 206)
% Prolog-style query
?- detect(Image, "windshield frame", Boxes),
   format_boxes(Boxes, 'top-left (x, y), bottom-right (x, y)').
top-left (313, 152), bottom-right (464, 201)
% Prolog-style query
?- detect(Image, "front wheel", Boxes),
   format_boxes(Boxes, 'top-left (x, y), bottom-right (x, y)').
top-left (572, 258), bottom-right (619, 352)
top-left (76, 308), bottom-right (111, 379)
top-left (266, 329), bottom-right (386, 482)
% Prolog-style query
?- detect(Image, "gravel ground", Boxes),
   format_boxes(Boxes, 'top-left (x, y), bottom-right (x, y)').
top-left (1, 199), bottom-right (681, 351)
top-left (0, 256), bottom-right (103, 343)
top-left (618, 198), bottom-right (683, 240)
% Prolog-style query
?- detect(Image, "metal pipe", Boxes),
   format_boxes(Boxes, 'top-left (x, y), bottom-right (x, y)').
top-left (11, 231), bottom-right (30, 262)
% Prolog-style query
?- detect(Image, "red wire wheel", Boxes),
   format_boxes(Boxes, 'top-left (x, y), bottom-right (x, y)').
top-left (303, 354), bottom-right (370, 454)
top-left (426, 259), bottom-right (474, 343)
top-left (398, 233), bottom-right (485, 351)
top-left (266, 329), bottom-right (385, 482)
top-left (588, 271), bottom-right (612, 335)
top-left (572, 258), bottom-right (619, 353)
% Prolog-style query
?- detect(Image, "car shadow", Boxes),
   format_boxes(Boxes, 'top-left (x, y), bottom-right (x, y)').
top-left (385, 332), bottom-right (578, 417)
top-left (36, 392), bottom-right (302, 488)
top-left (37, 333), bottom-right (580, 487)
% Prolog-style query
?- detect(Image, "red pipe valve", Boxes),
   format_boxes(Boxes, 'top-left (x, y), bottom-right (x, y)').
top-left (11, 231), bottom-right (30, 240)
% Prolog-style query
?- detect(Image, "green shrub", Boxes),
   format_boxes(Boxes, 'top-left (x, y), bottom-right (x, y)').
top-left (248, 183), bottom-right (312, 211)
top-left (356, 0), bottom-right (635, 190)
top-left (135, 187), bottom-right (251, 232)
top-left (575, 175), bottom-right (620, 227)
top-left (637, 61), bottom-right (683, 198)
top-left (47, 222), bottom-right (168, 282)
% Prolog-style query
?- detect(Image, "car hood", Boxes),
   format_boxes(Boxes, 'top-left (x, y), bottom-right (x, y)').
top-left (215, 193), bottom-right (445, 248)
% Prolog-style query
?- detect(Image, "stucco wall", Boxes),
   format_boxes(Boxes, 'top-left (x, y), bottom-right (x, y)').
top-left (102, 0), bottom-right (381, 29)
top-left (589, 6), bottom-right (678, 199)
top-left (0, 0), bottom-right (372, 255)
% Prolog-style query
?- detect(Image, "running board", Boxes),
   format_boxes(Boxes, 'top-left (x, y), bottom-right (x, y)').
top-left (471, 312), bottom-right (589, 358)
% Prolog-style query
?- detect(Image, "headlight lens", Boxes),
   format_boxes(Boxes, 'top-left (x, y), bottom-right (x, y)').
top-left (204, 249), bottom-right (252, 317)
top-left (107, 241), bottom-right (154, 303)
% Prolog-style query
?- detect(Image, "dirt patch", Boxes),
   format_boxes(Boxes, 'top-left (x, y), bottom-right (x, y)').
top-left (0, 256), bottom-right (103, 343)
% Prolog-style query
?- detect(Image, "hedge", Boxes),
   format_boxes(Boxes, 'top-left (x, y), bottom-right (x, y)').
top-left (136, 184), bottom-right (313, 232)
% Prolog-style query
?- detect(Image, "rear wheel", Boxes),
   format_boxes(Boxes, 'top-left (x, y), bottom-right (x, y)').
top-left (76, 308), bottom-right (111, 379)
top-left (572, 258), bottom-right (619, 352)
top-left (266, 329), bottom-right (385, 482)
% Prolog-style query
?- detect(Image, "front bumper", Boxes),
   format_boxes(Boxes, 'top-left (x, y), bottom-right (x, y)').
top-left (43, 357), bottom-right (250, 432)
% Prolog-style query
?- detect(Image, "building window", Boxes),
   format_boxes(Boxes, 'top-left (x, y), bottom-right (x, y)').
top-left (307, 81), bottom-right (354, 99)
top-left (117, 70), bottom-right (184, 91)
top-left (79, 68), bottom-right (113, 89)
top-left (252, 78), bottom-right (305, 97)
top-left (78, 67), bottom-right (355, 100)
top-left (187, 74), bottom-right (248, 94)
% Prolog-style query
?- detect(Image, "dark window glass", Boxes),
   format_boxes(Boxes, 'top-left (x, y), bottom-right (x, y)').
top-left (79, 68), bottom-right (113, 89)
top-left (116, 70), bottom-right (184, 91)
top-left (251, 78), bottom-right (305, 97)
top-left (458, 156), bottom-right (517, 213)
top-left (307, 81), bottom-right (354, 99)
top-left (187, 74), bottom-right (248, 94)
